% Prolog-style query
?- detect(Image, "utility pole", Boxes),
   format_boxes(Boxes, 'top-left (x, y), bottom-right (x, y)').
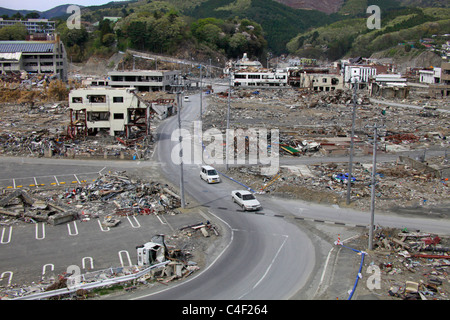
top-left (199, 64), bottom-right (202, 120)
top-left (346, 78), bottom-right (358, 205)
top-left (226, 71), bottom-right (231, 171)
top-left (174, 76), bottom-right (186, 208)
top-left (367, 123), bottom-right (384, 250)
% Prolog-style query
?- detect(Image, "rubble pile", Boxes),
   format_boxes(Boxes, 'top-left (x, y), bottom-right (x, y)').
top-left (356, 227), bottom-right (450, 300)
top-left (226, 156), bottom-right (449, 212)
top-left (0, 171), bottom-right (182, 226)
top-left (204, 88), bottom-right (449, 157)
top-left (0, 101), bottom-right (154, 159)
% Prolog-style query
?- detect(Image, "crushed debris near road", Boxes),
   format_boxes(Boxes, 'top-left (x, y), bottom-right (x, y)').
top-left (225, 155), bottom-right (449, 214)
top-left (203, 87), bottom-right (449, 157)
top-left (0, 171), bottom-right (182, 226)
top-left (346, 227), bottom-right (450, 300)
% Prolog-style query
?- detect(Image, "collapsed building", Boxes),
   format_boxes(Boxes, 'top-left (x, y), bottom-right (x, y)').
top-left (68, 87), bottom-right (175, 141)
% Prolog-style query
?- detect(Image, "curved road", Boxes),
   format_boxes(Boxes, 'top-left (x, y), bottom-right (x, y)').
top-left (133, 90), bottom-right (316, 299)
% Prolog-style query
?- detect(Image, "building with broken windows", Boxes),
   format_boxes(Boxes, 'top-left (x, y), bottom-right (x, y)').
top-left (0, 34), bottom-right (67, 81)
top-left (289, 70), bottom-right (344, 92)
top-left (428, 61), bottom-right (450, 98)
top-left (232, 68), bottom-right (289, 87)
top-left (108, 69), bottom-right (180, 92)
top-left (68, 87), bottom-right (152, 138)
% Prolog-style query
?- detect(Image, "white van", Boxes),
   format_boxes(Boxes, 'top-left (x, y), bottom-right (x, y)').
top-left (200, 165), bottom-right (221, 184)
top-left (183, 96), bottom-right (190, 102)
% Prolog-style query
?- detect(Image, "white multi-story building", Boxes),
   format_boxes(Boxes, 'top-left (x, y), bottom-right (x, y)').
top-left (108, 70), bottom-right (180, 92)
top-left (343, 65), bottom-right (377, 84)
top-left (232, 68), bottom-right (289, 87)
top-left (419, 68), bottom-right (441, 84)
top-left (0, 18), bottom-right (56, 34)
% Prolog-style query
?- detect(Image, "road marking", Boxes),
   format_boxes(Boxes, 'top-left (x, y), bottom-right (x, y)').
top-left (1, 271), bottom-right (13, 287)
top-left (118, 250), bottom-right (132, 267)
top-left (13, 179), bottom-right (16, 189)
top-left (237, 234), bottom-right (289, 299)
top-left (98, 220), bottom-right (110, 232)
top-left (41, 264), bottom-right (54, 279)
top-left (67, 221), bottom-right (79, 236)
top-left (74, 174), bottom-right (81, 184)
top-left (82, 257), bottom-right (94, 270)
top-left (35, 223), bottom-right (45, 240)
top-left (1, 226), bottom-right (12, 244)
top-left (127, 215), bottom-right (141, 228)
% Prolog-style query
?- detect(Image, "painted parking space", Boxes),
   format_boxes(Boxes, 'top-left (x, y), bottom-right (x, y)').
top-left (0, 172), bottom-right (101, 189)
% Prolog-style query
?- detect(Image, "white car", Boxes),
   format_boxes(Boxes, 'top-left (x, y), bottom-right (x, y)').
top-left (231, 190), bottom-right (261, 211)
top-left (200, 165), bottom-right (221, 184)
top-left (184, 96), bottom-right (190, 102)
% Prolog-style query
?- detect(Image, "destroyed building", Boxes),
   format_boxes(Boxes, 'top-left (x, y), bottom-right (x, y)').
top-left (108, 69), bottom-right (180, 92)
top-left (0, 34), bottom-right (67, 82)
top-left (68, 87), bottom-right (155, 139)
top-left (429, 61), bottom-right (450, 98)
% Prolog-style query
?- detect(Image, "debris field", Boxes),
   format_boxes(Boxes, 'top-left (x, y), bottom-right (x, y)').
top-left (349, 227), bottom-right (450, 300)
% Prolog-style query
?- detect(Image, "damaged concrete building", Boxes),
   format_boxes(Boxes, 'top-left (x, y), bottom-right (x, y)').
top-left (108, 69), bottom-right (180, 92)
top-left (68, 87), bottom-right (152, 138)
top-left (0, 34), bottom-right (67, 81)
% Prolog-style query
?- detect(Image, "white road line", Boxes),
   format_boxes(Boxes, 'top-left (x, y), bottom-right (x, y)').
top-left (98, 220), bottom-right (110, 232)
top-left (1, 271), bottom-right (13, 287)
top-left (33, 177), bottom-right (38, 187)
top-left (82, 257), bottom-right (94, 270)
top-left (74, 174), bottom-right (81, 184)
top-left (41, 264), bottom-right (54, 279)
top-left (35, 223), bottom-right (45, 240)
top-left (13, 179), bottom-right (16, 189)
top-left (1, 226), bottom-right (12, 244)
top-left (118, 250), bottom-right (132, 267)
top-left (67, 221), bottom-right (79, 236)
top-left (242, 234), bottom-right (289, 297)
top-left (127, 215), bottom-right (141, 228)
top-left (54, 176), bottom-right (60, 185)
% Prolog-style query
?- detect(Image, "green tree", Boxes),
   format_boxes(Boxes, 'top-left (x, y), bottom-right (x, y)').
top-left (0, 23), bottom-right (27, 40)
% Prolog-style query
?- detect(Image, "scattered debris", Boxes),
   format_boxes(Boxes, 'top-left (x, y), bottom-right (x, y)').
top-left (352, 227), bottom-right (450, 300)
top-left (0, 171), bottom-right (182, 226)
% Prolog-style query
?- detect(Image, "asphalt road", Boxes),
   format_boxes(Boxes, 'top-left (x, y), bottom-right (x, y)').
top-left (131, 91), bottom-right (316, 300)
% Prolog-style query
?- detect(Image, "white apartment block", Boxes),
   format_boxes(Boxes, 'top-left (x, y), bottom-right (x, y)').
top-left (419, 68), bottom-right (441, 84)
top-left (108, 70), bottom-right (180, 92)
top-left (344, 65), bottom-right (377, 84)
top-left (0, 18), bottom-right (56, 34)
top-left (232, 69), bottom-right (289, 87)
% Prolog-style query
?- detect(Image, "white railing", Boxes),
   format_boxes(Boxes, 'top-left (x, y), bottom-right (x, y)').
top-left (11, 261), bottom-right (170, 300)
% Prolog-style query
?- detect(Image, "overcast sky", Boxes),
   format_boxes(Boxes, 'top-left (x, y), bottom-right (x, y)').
top-left (2, 1), bottom-right (129, 12)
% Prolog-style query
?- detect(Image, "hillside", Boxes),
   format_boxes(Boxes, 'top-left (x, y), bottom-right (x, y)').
top-left (0, 4), bottom-right (76, 19)
top-left (183, 0), bottom-right (336, 54)
top-left (287, 6), bottom-right (450, 60)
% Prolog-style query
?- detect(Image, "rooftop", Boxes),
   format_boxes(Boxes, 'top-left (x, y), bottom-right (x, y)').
top-left (0, 41), bottom-right (56, 53)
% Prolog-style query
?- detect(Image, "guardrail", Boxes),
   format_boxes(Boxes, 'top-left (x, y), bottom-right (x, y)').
top-left (12, 261), bottom-right (170, 300)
